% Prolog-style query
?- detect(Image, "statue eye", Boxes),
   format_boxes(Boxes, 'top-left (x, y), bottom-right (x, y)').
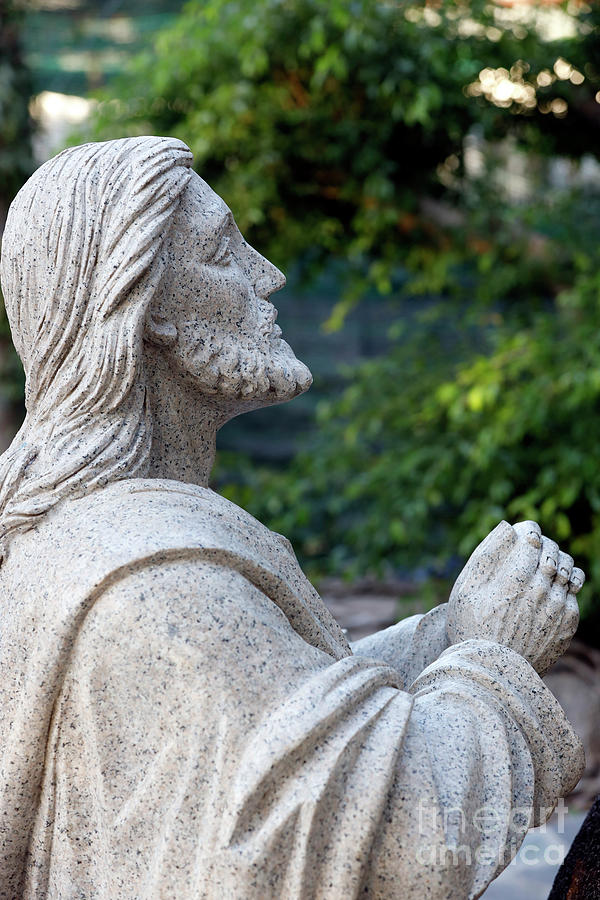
top-left (211, 235), bottom-right (232, 266)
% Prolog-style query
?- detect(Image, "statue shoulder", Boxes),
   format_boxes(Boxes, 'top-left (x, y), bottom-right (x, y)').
top-left (6, 477), bottom-right (294, 593)
top-left (51, 477), bottom-right (281, 562)
top-left (4, 477), bottom-right (351, 663)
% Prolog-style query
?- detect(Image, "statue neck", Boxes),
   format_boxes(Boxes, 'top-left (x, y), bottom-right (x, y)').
top-left (143, 343), bottom-right (230, 488)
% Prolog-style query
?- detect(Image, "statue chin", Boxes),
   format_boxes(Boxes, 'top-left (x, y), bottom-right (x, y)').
top-left (185, 333), bottom-right (313, 406)
top-left (261, 340), bottom-right (313, 404)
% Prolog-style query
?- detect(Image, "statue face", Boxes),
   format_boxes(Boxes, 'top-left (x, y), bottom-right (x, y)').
top-left (153, 172), bottom-right (312, 405)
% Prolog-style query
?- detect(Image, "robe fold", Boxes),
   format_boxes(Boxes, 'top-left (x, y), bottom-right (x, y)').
top-left (0, 479), bottom-right (584, 899)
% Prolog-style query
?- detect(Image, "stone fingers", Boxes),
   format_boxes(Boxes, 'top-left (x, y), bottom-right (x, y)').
top-left (505, 522), bottom-right (545, 592)
top-left (512, 520), bottom-right (542, 549)
top-left (544, 552), bottom-right (580, 651)
top-left (554, 551), bottom-right (574, 587)
top-left (568, 567), bottom-right (585, 595)
top-left (559, 564), bottom-right (583, 641)
top-left (539, 538), bottom-right (559, 577)
top-left (520, 535), bottom-right (554, 597)
top-left (542, 551), bottom-right (571, 616)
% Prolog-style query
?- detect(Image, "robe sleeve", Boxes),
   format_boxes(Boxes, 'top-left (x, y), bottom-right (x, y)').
top-left (363, 640), bottom-right (584, 899)
top-left (351, 603), bottom-right (449, 687)
top-left (29, 559), bottom-right (583, 900)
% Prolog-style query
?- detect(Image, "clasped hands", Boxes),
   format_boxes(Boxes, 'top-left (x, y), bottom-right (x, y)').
top-left (447, 520), bottom-right (584, 676)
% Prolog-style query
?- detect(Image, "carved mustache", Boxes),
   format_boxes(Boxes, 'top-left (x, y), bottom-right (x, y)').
top-left (259, 306), bottom-right (281, 339)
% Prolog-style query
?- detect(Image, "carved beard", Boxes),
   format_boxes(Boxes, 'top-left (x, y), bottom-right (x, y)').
top-left (181, 321), bottom-right (313, 403)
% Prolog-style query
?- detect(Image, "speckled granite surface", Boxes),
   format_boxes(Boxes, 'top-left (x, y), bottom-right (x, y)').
top-left (0, 137), bottom-right (586, 898)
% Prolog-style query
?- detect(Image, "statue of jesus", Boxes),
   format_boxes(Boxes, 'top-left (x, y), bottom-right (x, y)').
top-left (0, 136), bottom-right (585, 899)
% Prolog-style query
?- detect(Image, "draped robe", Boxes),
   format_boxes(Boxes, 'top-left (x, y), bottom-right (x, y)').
top-left (0, 479), bottom-right (584, 899)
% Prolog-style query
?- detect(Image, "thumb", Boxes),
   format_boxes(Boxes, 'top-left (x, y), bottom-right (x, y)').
top-left (509, 520), bottom-right (543, 589)
top-left (474, 520), bottom-right (518, 563)
top-left (452, 521), bottom-right (517, 599)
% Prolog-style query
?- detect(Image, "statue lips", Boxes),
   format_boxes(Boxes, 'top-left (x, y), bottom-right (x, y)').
top-left (259, 306), bottom-right (280, 339)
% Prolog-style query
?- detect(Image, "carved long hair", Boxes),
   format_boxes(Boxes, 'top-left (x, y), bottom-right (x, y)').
top-left (0, 136), bottom-right (193, 556)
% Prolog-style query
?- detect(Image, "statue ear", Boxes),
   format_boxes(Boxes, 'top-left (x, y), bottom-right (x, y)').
top-left (145, 312), bottom-right (177, 348)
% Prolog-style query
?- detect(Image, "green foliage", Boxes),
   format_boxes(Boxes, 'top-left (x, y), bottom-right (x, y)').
top-left (0, 1), bottom-right (31, 425)
top-left (216, 189), bottom-right (600, 630)
top-left (88, 0), bottom-right (600, 305)
top-left (0, 0), bottom-right (34, 208)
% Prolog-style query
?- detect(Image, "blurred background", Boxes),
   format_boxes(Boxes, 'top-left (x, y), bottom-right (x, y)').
top-left (2, 0), bottom-right (600, 890)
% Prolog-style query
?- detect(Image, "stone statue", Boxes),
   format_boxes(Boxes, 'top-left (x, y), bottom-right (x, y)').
top-left (0, 136), bottom-right (586, 899)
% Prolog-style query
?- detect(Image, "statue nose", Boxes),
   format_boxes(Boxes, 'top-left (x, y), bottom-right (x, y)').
top-left (254, 267), bottom-right (286, 299)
